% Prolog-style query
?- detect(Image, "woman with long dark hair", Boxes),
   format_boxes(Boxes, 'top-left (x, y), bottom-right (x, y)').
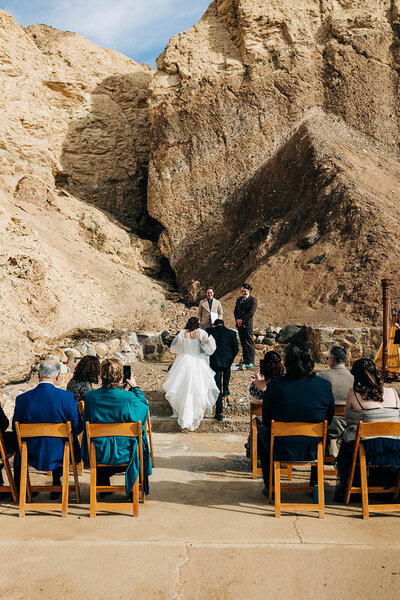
top-left (163, 316), bottom-right (219, 430)
top-left (67, 355), bottom-right (100, 402)
top-left (335, 358), bottom-right (400, 501)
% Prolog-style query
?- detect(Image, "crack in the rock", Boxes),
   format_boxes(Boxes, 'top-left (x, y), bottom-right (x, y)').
top-left (172, 542), bottom-right (190, 600)
top-left (292, 516), bottom-right (303, 544)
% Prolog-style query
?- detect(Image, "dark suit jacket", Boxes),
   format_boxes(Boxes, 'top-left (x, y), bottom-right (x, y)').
top-left (0, 404), bottom-right (9, 432)
top-left (206, 326), bottom-right (239, 370)
top-left (262, 375), bottom-right (334, 461)
top-left (13, 382), bottom-right (82, 471)
top-left (234, 295), bottom-right (257, 330)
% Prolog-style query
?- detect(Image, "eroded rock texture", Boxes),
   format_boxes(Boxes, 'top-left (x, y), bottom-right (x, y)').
top-left (0, 12), bottom-right (175, 383)
top-left (148, 0), bottom-right (400, 321)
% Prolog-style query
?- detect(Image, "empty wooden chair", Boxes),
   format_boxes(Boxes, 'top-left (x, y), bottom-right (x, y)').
top-left (249, 402), bottom-right (292, 481)
top-left (0, 430), bottom-right (18, 503)
top-left (86, 421), bottom-right (144, 517)
top-left (15, 421), bottom-right (81, 517)
top-left (269, 420), bottom-right (327, 518)
top-left (345, 421), bottom-right (400, 519)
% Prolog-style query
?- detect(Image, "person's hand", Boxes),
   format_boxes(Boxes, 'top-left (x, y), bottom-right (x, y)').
top-left (126, 376), bottom-right (137, 389)
top-left (253, 371), bottom-right (266, 391)
top-left (236, 319), bottom-right (242, 327)
top-left (255, 370), bottom-right (264, 382)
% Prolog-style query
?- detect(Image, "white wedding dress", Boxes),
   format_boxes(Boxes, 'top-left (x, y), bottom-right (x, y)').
top-left (163, 328), bottom-right (219, 431)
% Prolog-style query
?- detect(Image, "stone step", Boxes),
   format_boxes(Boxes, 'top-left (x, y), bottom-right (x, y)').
top-left (148, 397), bottom-right (250, 418)
top-left (150, 415), bottom-right (250, 433)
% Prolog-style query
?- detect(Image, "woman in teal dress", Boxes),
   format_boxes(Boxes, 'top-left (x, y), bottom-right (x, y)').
top-left (81, 358), bottom-right (152, 496)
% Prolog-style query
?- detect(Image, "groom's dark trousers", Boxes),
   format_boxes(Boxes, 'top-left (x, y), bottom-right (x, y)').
top-left (206, 324), bottom-right (239, 417)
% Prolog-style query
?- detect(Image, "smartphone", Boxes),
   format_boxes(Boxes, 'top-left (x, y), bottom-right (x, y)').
top-left (123, 365), bottom-right (132, 381)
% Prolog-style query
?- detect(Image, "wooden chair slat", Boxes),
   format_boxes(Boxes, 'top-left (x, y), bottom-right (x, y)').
top-left (269, 420), bottom-right (327, 518)
top-left (87, 420), bottom-right (143, 517)
top-left (15, 421), bottom-right (80, 517)
top-left (345, 420), bottom-right (400, 519)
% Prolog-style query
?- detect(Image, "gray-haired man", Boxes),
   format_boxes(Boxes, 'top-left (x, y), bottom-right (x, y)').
top-left (317, 346), bottom-right (354, 455)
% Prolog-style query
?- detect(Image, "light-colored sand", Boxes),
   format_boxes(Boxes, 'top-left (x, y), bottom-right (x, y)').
top-left (1, 432), bottom-right (399, 599)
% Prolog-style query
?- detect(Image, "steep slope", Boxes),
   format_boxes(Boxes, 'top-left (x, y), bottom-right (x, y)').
top-left (148, 0), bottom-right (400, 322)
top-left (0, 12), bottom-right (185, 384)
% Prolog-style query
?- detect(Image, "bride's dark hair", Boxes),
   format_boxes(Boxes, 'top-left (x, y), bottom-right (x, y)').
top-left (185, 316), bottom-right (200, 332)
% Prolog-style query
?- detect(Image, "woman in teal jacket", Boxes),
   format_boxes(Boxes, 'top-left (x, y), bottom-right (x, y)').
top-left (81, 358), bottom-right (152, 496)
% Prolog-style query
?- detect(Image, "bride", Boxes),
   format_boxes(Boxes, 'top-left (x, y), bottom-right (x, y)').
top-left (163, 316), bottom-right (220, 431)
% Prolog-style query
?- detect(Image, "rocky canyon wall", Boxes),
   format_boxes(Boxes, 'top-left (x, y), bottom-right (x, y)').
top-left (148, 0), bottom-right (400, 323)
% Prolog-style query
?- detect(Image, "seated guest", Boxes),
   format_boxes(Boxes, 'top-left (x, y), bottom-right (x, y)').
top-left (81, 358), bottom-right (151, 497)
top-left (249, 351), bottom-right (284, 402)
top-left (245, 351), bottom-right (284, 458)
top-left (317, 346), bottom-right (354, 456)
top-left (335, 358), bottom-right (400, 501)
top-left (12, 359), bottom-right (82, 496)
top-left (0, 404), bottom-right (18, 500)
top-left (67, 355), bottom-right (100, 403)
top-left (258, 343), bottom-right (334, 493)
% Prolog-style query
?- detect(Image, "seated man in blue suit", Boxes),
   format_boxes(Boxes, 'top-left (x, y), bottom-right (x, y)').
top-left (13, 358), bottom-right (82, 497)
top-left (258, 343), bottom-right (334, 493)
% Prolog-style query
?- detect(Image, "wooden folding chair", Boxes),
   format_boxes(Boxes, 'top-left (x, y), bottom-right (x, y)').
top-left (15, 421), bottom-right (81, 518)
top-left (249, 402), bottom-right (292, 481)
top-left (324, 405), bottom-right (345, 477)
top-left (86, 421), bottom-right (144, 517)
top-left (345, 421), bottom-right (400, 519)
top-left (269, 420), bottom-right (327, 518)
top-left (0, 430), bottom-right (18, 503)
top-left (76, 401), bottom-right (85, 476)
top-left (146, 408), bottom-right (155, 468)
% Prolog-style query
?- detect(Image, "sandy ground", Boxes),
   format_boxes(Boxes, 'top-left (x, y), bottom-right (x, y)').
top-left (1, 432), bottom-right (400, 600)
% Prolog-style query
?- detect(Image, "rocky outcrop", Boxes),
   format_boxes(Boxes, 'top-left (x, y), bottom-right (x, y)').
top-left (148, 0), bottom-right (400, 323)
top-left (0, 12), bottom-right (190, 384)
top-left (1, 13), bottom-right (156, 236)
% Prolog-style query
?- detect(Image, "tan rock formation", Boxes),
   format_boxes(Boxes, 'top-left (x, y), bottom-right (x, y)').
top-left (148, 0), bottom-right (400, 323)
top-left (0, 12), bottom-right (189, 384)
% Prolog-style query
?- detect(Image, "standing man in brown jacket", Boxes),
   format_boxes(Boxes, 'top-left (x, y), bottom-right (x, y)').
top-left (198, 287), bottom-right (223, 329)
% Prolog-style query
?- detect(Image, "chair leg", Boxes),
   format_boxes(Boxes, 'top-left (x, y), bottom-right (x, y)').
top-left (274, 461), bottom-right (281, 517)
top-left (359, 445), bottom-right (369, 520)
top-left (69, 446), bottom-right (81, 504)
top-left (1, 450), bottom-right (18, 503)
top-left (394, 469), bottom-right (400, 501)
top-left (317, 442), bottom-right (325, 519)
top-left (61, 443), bottom-right (69, 518)
top-left (252, 418), bottom-right (258, 479)
top-left (132, 477), bottom-right (139, 517)
top-left (345, 443), bottom-right (359, 506)
top-left (89, 443), bottom-right (97, 518)
top-left (147, 418), bottom-right (155, 468)
top-left (19, 443), bottom-right (28, 518)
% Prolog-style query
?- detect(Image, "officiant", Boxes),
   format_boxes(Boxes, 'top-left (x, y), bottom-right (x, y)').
top-left (198, 287), bottom-right (223, 329)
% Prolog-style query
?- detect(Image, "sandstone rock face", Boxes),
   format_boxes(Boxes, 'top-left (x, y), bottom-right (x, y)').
top-left (0, 12), bottom-right (190, 384)
top-left (1, 14), bottom-right (156, 236)
top-left (148, 0), bottom-right (400, 323)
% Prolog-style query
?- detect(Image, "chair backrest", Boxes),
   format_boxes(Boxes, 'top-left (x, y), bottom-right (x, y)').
top-left (86, 421), bottom-right (141, 441)
top-left (334, 405), bottom-right (345, 417)
top-left (271, 421), bottom-right (327, 438)
top-left (358, 420), bottom-right (400, 439)
top-left (15, 422), bottom-right (72, 438)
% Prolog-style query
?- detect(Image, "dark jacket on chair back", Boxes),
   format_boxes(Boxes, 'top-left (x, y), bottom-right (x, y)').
top-left (206, 326), bottom-right (239, 370)
top-left (262, 375), bottom-right (335, 461)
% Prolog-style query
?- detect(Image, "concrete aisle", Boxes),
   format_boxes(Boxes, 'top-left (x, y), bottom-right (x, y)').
top-left (1, 433), bottom-right (399, 599)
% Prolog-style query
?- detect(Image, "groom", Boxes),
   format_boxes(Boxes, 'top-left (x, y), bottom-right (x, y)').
top-left (207, 319), bottom-right (239, 421)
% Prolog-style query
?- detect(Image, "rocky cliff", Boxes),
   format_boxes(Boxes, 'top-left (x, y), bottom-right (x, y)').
top-left (148, 0), bottom-right (400, 323)
top-left (0, 11), bottom-right (186, 384)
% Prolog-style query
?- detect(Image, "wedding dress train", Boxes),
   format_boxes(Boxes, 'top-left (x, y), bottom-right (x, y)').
top-left (163, 329), bottom-right (219, 431)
